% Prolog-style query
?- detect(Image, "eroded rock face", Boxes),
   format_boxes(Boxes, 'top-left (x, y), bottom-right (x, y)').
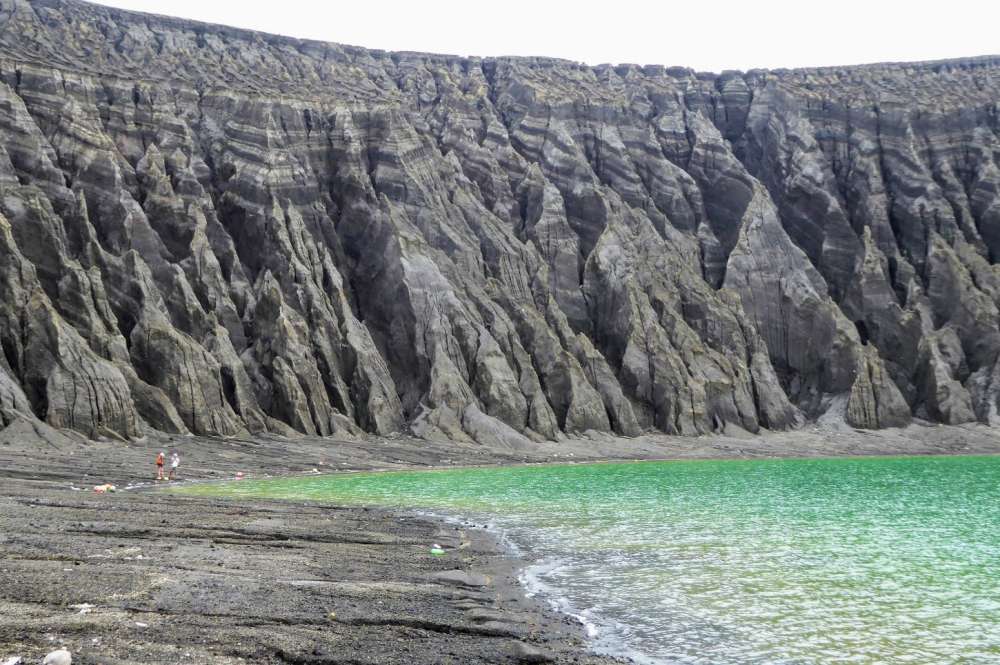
top-left (0, 1), bottom-right (998, 441)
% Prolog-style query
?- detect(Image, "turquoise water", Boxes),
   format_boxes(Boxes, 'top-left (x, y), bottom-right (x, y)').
top-left (178, 456), bottom-right (1000, 663)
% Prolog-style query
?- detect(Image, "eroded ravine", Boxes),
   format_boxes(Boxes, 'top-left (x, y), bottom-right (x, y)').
top-left (1, 0), bottom-right (1000, 444)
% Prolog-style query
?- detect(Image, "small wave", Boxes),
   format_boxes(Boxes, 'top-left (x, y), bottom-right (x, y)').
top-left (521, 557), bottom-right (667, 665)
top-left (416, 508), bottom-right (664, 663)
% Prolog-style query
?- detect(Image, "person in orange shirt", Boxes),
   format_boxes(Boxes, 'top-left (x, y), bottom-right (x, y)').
top-left (155, 451), bottom-right (165, 480)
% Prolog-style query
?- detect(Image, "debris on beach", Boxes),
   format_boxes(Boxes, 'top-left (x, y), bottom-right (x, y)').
top-left (92, 483), bottom-right (116, 493)
top-left (429, 543), bottom-right (446, 556)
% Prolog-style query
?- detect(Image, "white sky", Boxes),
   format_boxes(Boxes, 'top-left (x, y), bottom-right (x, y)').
top-left (91, 0), bottom-right (999, 73)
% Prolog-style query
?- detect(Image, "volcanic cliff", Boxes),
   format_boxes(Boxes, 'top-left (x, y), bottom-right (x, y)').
top-left (0, 0), bottom-right (998, 445)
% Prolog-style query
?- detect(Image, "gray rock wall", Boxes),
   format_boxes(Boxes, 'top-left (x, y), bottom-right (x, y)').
top-left (0, 0), bottom-right (998, 441)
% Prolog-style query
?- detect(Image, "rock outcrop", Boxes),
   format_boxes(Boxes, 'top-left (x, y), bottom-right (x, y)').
top-left (0, 0), bottom-right (998, 442)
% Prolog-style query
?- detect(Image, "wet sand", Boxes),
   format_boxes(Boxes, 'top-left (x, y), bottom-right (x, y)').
top-left (3, 422), bottom-right (1000, 664)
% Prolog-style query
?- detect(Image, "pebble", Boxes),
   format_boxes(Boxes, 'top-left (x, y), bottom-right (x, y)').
top-left (42, 650), bottom-right (70, 665)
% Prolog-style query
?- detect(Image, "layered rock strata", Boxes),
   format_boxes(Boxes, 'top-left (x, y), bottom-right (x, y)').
top-left (0, 0), bottom-right (998, 442)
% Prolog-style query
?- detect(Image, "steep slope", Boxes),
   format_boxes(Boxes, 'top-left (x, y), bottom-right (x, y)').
top-left (0, 0), bottom-right (998, 443)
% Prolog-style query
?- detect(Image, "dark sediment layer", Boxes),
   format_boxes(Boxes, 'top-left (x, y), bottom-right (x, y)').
top-left (1, 1), bottom-right (1000, 445)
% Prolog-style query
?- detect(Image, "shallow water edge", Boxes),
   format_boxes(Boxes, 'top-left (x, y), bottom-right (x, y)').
top-left (174, 455), bottom-right (1000, 664)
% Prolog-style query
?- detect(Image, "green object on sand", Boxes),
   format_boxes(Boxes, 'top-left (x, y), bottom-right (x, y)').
top-left (429, 547), bottom-right (446, 556)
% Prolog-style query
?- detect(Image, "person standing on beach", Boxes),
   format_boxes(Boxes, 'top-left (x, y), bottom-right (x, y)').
top-left (155, 451), bottom-right (165, 480)
top-left (169, 452), bottom-right (180, 480)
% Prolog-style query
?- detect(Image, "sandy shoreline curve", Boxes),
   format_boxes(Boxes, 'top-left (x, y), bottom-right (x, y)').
top-left (3, 423), bottom-right (1000, 664)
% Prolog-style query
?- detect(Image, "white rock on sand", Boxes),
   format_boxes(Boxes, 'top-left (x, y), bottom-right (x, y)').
top-left (42, 650), bottom-right (70, 665)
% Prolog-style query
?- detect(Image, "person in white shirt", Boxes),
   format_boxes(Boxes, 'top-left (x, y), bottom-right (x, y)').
top-left (169, 452), bottom-right (180, 480)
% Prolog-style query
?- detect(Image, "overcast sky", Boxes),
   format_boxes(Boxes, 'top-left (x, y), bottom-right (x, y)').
top-left (92, 0), bottom-right (999, 73)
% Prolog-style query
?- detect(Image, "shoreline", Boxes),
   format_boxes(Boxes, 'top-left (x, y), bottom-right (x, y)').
top-left (165, 447), bottom-right (1000, 489)
top-left (4, 423), bottom-right (1000, 663)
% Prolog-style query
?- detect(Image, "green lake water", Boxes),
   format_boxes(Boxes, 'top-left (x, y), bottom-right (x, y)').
top-left (177, 455), bottom-right (1000, 663)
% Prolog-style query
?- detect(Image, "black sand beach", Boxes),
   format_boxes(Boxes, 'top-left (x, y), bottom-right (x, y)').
top-left (3, 423), bottom-right (1000, 664)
